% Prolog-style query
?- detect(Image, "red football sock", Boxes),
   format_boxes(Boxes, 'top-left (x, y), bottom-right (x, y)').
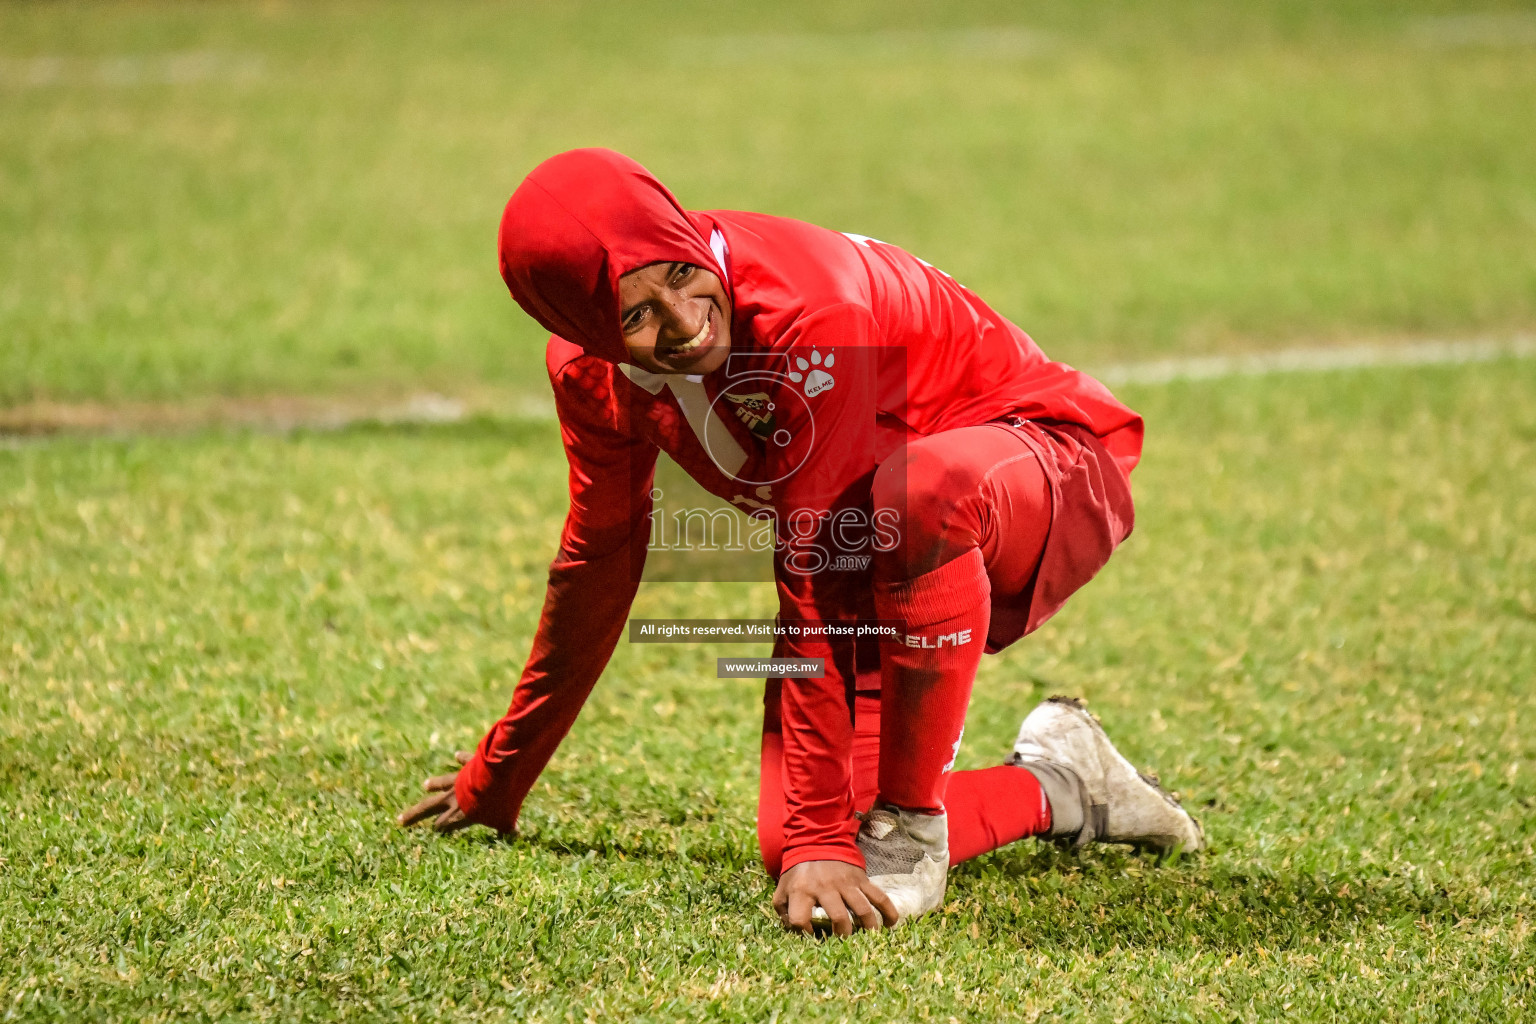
top-left (944, 765), bottom-right (1053, 862)
top-left (874, 547), bottom-right (990, 814)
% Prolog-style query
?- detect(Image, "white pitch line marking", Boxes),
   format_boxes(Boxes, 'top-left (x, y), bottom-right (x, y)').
top-left (0, 51), bottom-right (264, 89)
top-left (1406, 14), bottom-right (1536, 49)
top-left (1095, 335), bottom-right (1536, 387)
top-left (681, 27), bottom-right (1055, 65)
top-left (2, 336), bottom-right (1531, 445)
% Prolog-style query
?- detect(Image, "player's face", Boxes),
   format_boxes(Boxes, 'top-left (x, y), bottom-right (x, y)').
top-left (617, 261), bottom-right (732, 374)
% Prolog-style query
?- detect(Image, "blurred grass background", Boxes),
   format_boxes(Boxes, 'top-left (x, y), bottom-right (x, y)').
top-left (2, 0), bottom-right (1535, 405)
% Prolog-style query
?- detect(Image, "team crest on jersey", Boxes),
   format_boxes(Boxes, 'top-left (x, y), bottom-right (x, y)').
top-left (724, 391), bottom-right (776, 439)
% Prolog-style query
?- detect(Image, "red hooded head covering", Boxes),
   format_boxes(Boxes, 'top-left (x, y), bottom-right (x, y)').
top-left (497, 148), bottom-right (725, 362)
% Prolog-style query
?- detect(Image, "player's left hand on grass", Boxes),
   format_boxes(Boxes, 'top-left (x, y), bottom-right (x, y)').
top-left (773, 860), bottom-right (899, 938)
top-left (396, 750), bottom-right (475, 834)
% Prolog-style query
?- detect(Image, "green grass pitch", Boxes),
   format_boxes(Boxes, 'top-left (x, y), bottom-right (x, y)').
top-left (2, 0), bottom-right (1535, 1020)
top-left (4, 364), bottom-right (1534, 1020)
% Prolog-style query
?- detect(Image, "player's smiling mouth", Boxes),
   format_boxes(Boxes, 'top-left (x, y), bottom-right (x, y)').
top-left (655, 306), bottom-right (717, 364)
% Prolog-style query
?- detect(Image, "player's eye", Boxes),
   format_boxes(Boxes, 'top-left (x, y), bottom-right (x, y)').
top-left (622, 306), bottom-right (649, 333)
top-left (670, 262), bottom-right (695, 284)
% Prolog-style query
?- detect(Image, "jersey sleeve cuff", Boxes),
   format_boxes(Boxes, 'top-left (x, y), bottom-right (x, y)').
top-left (777, 840), bottom-right (865, 874)
top-left (453, 749), bottom-right (519, 835)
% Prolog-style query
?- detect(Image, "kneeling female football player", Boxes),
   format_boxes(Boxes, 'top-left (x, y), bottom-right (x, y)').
top-left (398, 148), bottom-right (1202, 936)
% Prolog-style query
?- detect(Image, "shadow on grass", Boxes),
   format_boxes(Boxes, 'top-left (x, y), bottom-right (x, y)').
top-left (953, 842), bottom-right (1469, 955)
top-left (479, 819), bottom-right (1473, 955)
top-left (477, 819), bottom-right (765, 875)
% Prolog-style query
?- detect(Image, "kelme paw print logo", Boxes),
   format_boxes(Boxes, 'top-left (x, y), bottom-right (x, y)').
top-left (787, 348), bottom-right (835, 397)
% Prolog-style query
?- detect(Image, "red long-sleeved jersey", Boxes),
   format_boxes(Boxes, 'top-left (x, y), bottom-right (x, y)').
top-left (457, 151), bottom-right (1142, 871)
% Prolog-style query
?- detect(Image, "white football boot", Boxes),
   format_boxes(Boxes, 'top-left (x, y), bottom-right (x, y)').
top-left (807, 805), bottom-right (950, 927)
top-left (856, 804), bottom-right (949, 924)
top-left (1007, 696), bottom-right (1204, 854)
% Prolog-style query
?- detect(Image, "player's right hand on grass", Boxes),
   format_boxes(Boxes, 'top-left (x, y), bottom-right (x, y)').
top-left (396, 750), bottom-right (475, 834)
top-left (773, 860), bottom-right (899, 938)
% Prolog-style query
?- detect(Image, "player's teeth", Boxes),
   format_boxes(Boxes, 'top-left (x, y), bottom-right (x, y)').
top-left (664, 321), bottom-right (708, 357)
